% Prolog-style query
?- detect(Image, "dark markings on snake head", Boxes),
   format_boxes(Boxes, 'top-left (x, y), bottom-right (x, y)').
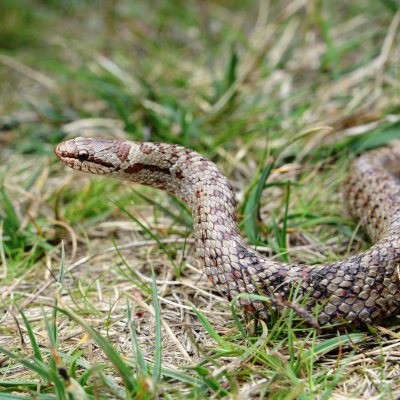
top-left (124, 163), bottom-right (171, 175)
top-left (78, 153), bottom-right (115, 168)
top-left (89, 158), bottom-right (115, 168)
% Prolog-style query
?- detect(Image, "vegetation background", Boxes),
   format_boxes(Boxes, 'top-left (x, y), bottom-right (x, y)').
top-left (1, 0), bottom-right (400, 398)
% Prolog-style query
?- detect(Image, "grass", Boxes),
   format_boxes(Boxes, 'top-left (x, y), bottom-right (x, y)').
top-left (1, 0), bottom-right (400, 398)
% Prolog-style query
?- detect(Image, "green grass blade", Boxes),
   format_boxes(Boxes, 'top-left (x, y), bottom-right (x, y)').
top-left (320, 350), bottom-right (357, 400)
top-left (280, 181), bottom-right (291, 263)
top-left (271, 211), bottom-right (280, 250)
top-left (0, 380), bottom-right (40, 388)
top-left (40, 302), bottom-right (56, 350)
top-left (304, 334), bottom-right (365, 360)
top-left (40, 348), bottom-right (125, 396)
top-left (78, 369), bottom-right (93, 386)
top-left (0, 345), bottom-right (52, 381)
top-left (243, 161), bottom-right (274, 245)
top-left (126, 297), bottom-right (147, 374)
top-left (68, 350), bottom-right (86, 379)
top-left (178, 227), bottom-right (189, 275)
top-left (0, 393), bottom-right (55, 400)
top-left (151, 265), bottom-right (162, 386)
top-left (186, 365), bottom-right (231, 396)
top-left (124, 358), bottom-right (203, 388)
top-left (0, 186), bottom-right (20, 230)
top-left (51, 241), bottom-right (66, 346)
top-left (111, 199), bottom-right (178, 274)
top-left (230, 304), bottom-right (248, 339)
top-left (66, 377), bottom-right (90, 400)
top-left (189, 303), bottom-right (231, 351)
top-left (243, 128), bottom-right (325, 245)
top-left (54, 305), bottom-right (138, 395)
top-left (132, 188), bottom-right (193, 229)
top-left (112, 234), bottom-right (151, 294)
top-left (14, 303), bottom-right (44, 364)
top-left (376, 0), bottom-right (399, 12)
top-left (0, 185), bottom-right (23, 249)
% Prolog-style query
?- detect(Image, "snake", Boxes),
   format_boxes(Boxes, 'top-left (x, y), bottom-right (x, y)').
top-left (54, 137), bottom-right (400, 328)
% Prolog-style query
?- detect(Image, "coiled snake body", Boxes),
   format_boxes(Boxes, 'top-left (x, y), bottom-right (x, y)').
top-left (55, 138), bottom-right (400, 327)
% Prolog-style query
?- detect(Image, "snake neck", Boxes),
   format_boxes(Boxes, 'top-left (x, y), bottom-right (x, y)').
top-left (121, 141), bottom-right (244, 243)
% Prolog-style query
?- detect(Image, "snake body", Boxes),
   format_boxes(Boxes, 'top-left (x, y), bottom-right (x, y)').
top-left (55, 137), bottom-right (400, 327)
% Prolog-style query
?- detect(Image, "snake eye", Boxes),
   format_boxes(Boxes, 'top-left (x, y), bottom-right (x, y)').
top-left (78, 150), bottom-right (89, 161)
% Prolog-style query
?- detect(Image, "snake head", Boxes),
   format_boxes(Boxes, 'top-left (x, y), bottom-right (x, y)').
top-left (54, 137), bottom-right (131, 175)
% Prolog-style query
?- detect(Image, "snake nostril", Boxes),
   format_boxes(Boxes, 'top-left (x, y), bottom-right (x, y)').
top-left (54, 143), bottom-right (67, 157)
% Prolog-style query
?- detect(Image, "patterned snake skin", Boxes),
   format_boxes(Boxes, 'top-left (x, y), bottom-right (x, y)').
top-left (55, 137), bottom-right (400, 328)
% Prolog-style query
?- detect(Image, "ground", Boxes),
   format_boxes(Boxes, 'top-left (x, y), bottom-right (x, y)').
top-left (1, 0), bottom-right (400, 399)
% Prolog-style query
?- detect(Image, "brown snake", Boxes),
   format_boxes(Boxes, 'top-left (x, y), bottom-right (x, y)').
top-left (55, 137), bottom-right (400, 328)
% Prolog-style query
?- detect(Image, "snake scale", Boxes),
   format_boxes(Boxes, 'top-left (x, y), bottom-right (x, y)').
top-left (55, 137), bottom-right (400, 328)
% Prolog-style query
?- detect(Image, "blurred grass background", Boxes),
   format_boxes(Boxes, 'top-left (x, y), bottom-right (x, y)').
top-left (1, 0), bottom-right (400, 398)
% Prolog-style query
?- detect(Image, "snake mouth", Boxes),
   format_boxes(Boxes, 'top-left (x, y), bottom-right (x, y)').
top-left (54, 142), bottom-right (77, 163)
